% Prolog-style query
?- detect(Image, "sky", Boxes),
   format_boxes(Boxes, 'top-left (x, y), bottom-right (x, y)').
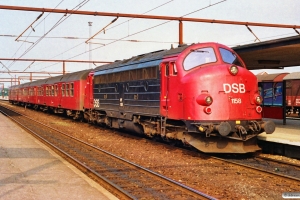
top-left (0, 0), bottom-right (300, 87)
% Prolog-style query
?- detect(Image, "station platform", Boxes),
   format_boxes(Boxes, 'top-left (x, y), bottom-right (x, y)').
top-left (258, 118), bottom-right (300, 158)
top-left (258, 118), bottom-right (300, 146)
top-left (0, 113), bottom-right (118, 200)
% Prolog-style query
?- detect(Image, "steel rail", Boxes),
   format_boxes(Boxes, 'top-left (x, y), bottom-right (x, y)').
top-left (0, 105), bottom-right (136, 200)
top-left (211, 155), bottom-right (300, 182)
top-left (1, 5), bottom-right (300, 29)
top-left (256, 155), bottom-right (300, 168)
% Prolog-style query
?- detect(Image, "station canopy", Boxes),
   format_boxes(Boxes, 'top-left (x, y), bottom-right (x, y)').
top-left (233, 35), bottom-right (300, 70)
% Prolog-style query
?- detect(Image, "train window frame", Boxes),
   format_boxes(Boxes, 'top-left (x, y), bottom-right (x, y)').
top-left (46, 86), bottom-right (48, 96)
top-left (62, 84), bottom-right (65, 97)
top-left (70, 82), bottom-right (74, 97)
top-left (51, 85), bottom-right (54, 96)
top-left (170, 62), bottom-right (177, 76)
top-left (66, 83), bottom-right (69, 97)
top-left (183, 47), bottom-right (217, 71)
top-left (54, 84), bottom-right (58, 96)
top-left (165, 63), bottom-right (169, 77)
top-left (219, 48), bottom-right (244, 67)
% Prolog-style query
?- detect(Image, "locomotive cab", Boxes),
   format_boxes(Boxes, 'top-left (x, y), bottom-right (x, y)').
top-left (160, 43), bottom-right (275, 153)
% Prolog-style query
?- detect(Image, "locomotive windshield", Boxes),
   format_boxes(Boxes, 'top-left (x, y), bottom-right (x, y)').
top-left (183, 47), bottom-right (217, 70)
top-left (219, 48), bottom-right (244, 67)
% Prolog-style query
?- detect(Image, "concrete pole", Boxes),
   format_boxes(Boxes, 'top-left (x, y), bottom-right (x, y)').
top-left (88, 22), bottom-right (93, 69)
top-left (179, 21), bottom-right (183, 45)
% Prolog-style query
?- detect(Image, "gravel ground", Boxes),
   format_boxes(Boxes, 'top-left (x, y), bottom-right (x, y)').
top-left (6, 103), bottom-right (300, 200)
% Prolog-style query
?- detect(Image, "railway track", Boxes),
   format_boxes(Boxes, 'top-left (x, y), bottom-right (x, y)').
top-left (0, 104), bottom-right (215, 200)
top-left (212, 154), bottom-right (300, 182)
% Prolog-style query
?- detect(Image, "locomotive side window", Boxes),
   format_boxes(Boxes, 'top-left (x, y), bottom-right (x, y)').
top-left (183, 47), bottom-right (216, 70)
top-left (219, 48), bottom-right (244, 67)
top-left (165, 64), bottom-right (169, 76)
top-left (170, 63), bottom-right (177, 76)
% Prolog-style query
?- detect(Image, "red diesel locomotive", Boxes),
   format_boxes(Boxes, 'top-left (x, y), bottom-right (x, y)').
top-left (9, 42), bottom-right (275, 153)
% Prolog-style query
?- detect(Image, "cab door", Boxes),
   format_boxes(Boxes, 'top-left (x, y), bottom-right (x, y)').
top-left (160, 62), bottom-right (169, 117)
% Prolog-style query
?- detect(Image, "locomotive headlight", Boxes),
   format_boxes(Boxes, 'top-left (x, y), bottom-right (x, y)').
top-left (229, 65), bottom-right (238, 75)
top-left (196, 94), bottom-right (213, 106)
top-left (255, 95), bottom-right (263, 105)
top-left (205, 96), bottom-right (213, 105)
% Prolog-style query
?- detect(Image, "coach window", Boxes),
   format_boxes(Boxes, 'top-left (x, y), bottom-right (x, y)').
top-left (183, 47), bottom-right (217, 71)
top-left (70, 83), bottom-right (74, 97)
top-left (46, 86), bottom-right (48, 96)
top-left (51, 85), bottom-right (54, 96)
top-left (54, 85), bottom-right (58, 96)
top-left (66, 83), bottom-right (69, 97)
top-left (62, 84), bottom-right (65, 97)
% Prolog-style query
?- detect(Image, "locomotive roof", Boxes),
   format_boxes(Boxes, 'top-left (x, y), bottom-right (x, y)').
top-left (94, 44), bottom-right (190, 73)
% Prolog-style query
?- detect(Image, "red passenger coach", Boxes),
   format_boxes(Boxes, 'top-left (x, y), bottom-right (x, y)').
top-left (9, 70), bottom-right (92, 119)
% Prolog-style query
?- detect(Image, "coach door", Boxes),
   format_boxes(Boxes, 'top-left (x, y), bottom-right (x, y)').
top-left (84, 72), bottom-right (94, 109)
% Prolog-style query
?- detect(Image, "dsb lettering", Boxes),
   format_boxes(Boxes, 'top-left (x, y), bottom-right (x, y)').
top-left (223, 83), bottom-right (246, 94)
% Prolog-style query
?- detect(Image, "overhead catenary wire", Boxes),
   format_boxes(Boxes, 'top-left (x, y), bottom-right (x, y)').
top-left (67, 0), bottom-right (226, 61)
top-left (6, 0), bottom-right (66, 70)
top-left (18, 0), bottom-right (90, 60)
top-left (39, 0), bottom-right (176, 71)
top-left (7, 0), bottom-right (90, 72)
